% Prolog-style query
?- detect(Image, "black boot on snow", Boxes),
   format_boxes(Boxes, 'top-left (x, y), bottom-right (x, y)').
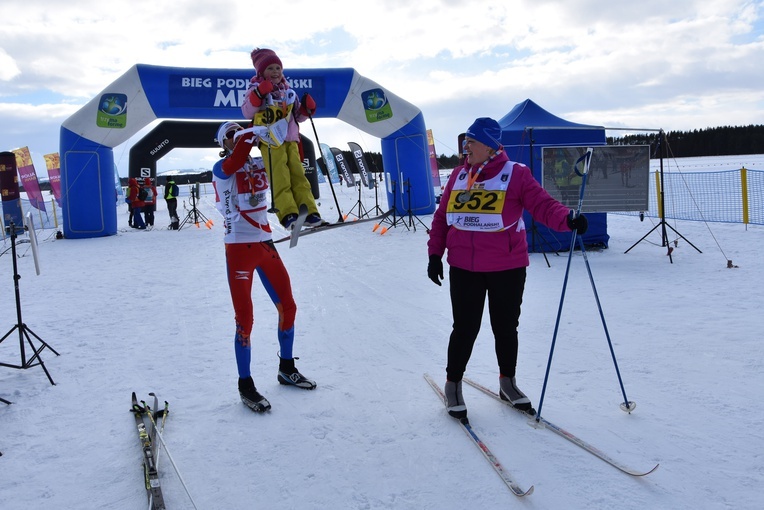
top-left (277, 358), bottom-right (317, 389)
top-left (238, 376), bottom-right (271, 412)
top-left (444, 379), bottom-right (467, 420)
top-left (499, 375), bottom-right (536, 415)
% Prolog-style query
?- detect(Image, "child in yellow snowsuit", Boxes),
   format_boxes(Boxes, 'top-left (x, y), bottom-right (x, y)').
top-left (241, 47), bottom-right (321, 228)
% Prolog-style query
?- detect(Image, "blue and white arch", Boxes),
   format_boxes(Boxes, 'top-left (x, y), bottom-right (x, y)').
top-left (60, 64), bottom-right (435, 239)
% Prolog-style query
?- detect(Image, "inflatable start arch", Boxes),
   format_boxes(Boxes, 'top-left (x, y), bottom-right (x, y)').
top-left (60, 64), bottom-right (435, 239)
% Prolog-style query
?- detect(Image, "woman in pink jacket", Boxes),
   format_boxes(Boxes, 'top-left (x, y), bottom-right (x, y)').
top-left (426, 117), bottom-right (588, 420)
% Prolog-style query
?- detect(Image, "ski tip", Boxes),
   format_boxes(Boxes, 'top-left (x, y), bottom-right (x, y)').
top-left (633, 463), bottom-right (660, 477)
top-left (519, 484), bottom-right (535, 497)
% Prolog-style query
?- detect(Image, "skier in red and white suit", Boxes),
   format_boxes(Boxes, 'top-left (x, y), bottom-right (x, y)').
top-left (212, 121), bottom-right (316, 412)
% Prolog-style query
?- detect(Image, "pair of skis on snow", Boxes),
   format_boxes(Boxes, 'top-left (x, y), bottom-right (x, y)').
top-left (131, 392), bottom-right (169, 510)
top-left (423, 373), bottom-right (659, 498)
top-left (130, 393), bottom-right (200, 510)
top-left (274, 205), bottom-right (394, 248)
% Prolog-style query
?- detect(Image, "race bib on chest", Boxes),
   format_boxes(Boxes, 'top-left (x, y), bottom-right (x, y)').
top-left (253, 92), bottom-right (295, 125)
top-left (445, 164), bottom-right (514, 231)
top-left (236, 159), bottom-right (268, 210)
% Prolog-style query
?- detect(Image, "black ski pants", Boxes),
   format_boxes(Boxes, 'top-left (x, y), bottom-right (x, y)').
top-left (166, 198), bottom-right (178, 221)
top-left (446, 266), bottom-right (526, 382)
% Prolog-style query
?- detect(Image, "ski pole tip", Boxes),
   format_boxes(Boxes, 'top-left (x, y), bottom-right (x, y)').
top-left (620, 401), bottom-right (637, 413)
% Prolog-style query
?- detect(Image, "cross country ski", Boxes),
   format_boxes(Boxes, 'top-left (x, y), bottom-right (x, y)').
top-left (131, 392), bottom-right (168, 510)
top-left (462, 377), bottom-right (659, 477)
top-left (424, 373), bottom-right (534, 498)
top-left (274, 209), bottom-right (393, 246)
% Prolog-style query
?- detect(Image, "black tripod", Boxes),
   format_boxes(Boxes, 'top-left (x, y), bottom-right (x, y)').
top-left (0, 222), bottom-right (59, 386)
top-left (624, 129), bottom-right (701, 263)
top-left (366, 164), bottom-right (386, 216)
top-left (528, 220), bottom-right (561, 268)
top-left (178, 185), bottom-right (211, 230)
top-left (345, 182), bottom-right (370, 220)
top-left (382, 179), bottom-right (430, 233)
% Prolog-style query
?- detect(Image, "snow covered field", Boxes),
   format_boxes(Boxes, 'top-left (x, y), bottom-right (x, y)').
top-left (1, 157), bottom-right (763, 509)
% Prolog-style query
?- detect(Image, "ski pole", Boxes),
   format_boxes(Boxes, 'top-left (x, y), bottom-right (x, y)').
top-left (144, 402), bottom-right (200, 510)
top-left (266, 144), bottom-right (279, 214)
top-left (574, 213), bottom-right (635, 412)
top-left (147, 394), bottom-right (169, 510)
top-left (535, 148), bottom-right (592, 422)
top-left (305, 107), bottom-right (344, 223)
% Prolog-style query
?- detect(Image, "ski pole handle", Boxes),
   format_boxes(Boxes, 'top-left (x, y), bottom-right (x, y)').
top-left (573, 147), bottom-right (593, 177)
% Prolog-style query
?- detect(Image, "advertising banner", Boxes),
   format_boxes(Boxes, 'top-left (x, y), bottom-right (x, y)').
top-left (0, 151), bottom-right (24, 231)
top-left (13, 147), bottom-right (46, 212)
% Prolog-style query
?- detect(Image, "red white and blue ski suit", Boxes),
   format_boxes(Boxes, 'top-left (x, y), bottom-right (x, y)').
top-left (212, 134), bottom-right (297, 379)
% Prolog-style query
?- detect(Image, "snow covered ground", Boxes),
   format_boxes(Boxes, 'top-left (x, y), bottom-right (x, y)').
top-left (1, 158), bottom-right (763, 509)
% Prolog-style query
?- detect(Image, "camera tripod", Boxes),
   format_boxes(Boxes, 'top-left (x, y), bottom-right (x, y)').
top-left (344, 181), bottom-right (370, 220)
top-left (381, 179), bottom-right (430, 233)
top-left (178, 185), bottom-right (212, 230)
top-left (624, 130), bottom-right (700, 263)
top-left (0, 222), bottom-right (59, 386)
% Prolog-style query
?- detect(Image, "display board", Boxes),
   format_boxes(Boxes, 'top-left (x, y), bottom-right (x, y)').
top-left (542, 145), bottom-right (650, 212)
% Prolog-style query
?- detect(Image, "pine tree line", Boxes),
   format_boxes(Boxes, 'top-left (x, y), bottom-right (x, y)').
top-left (607, 125), bottom-right (764, 158)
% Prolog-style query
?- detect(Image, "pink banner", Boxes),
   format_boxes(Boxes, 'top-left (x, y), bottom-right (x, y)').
top-left (13, 147), bottom-right (46, 212)
top-left (427, 129), bottom-right (441, 187)
top-left (44, 152), bottom-right (62, 205)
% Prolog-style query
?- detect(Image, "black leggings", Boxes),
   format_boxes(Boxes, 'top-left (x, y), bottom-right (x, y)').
top-left (446, 266), bottom-right (526, 382)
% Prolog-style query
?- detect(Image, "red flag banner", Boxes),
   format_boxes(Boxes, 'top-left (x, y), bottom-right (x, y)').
top-left (13, 147), bottom-right (46, 212)
top-left (44, 152), bottom-right (62, 204)
top-left (426, 129), bottom-right (441, 187)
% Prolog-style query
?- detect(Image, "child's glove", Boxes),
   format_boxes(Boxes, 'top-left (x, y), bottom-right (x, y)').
top-left (246, 80), bottom-right (275, 108)
top-left (255, 80), bottom-right (274, 99)
top-left (299, 93), bottom-right (317, 117)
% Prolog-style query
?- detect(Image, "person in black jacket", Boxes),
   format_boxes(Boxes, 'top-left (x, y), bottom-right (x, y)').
top-left (164, 176), bottom-right (179, 229)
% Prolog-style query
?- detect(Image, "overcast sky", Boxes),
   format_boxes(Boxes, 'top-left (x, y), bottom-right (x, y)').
top-left (1, 0), bottom-right (762, 177)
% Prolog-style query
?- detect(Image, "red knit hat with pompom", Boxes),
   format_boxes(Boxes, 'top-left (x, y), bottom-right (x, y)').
top-left (250, 48), bottom-right (282, 77)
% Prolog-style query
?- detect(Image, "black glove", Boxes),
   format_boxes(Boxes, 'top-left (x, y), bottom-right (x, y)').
top-left (427, 255), bottom-right (443, 286)
top-left (567, 211), bottom-right (588, 234)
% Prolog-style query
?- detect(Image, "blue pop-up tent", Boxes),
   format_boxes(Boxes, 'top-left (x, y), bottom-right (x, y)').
top-left (498, 99), bottom-right (609, 252)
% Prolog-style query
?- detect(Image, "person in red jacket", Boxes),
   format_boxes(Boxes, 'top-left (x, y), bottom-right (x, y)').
top-left (142, 177), bottom-right (157, 227)
top-left (128, 177), bottom-right (147, 229)
top-left (426, 117), bottom-right (588, 420)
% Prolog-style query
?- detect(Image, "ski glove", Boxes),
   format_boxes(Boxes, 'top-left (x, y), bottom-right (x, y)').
top-left (299, 93), bottom-right (317, 117)
top-left (256, 80), bottom-right (274, 98)
top-left (567, 211), bottom-right (588, 234)
top-left (428, 255), bottom-right (444, 286)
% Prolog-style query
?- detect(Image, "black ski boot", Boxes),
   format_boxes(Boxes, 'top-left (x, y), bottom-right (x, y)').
top-left (499, 375), bottom-right (536, 415)
top-left (238, 376), bottom-right (271, 412)
top-left (277, 357), bottom-right (317, 389)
